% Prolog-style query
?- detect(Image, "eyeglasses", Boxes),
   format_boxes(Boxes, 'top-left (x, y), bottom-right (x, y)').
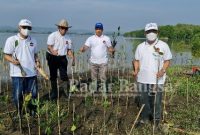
top-left (21, 26), bottom-right (32, 30)
top-left (59, 26), bottom-right (68, 30)
top-left (146, 29), bottom-right (158, 34)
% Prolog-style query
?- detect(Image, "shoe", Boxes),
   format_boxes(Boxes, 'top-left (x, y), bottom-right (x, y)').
top-left (135, 120), bottom-right (147, 128)
top-left (154, 125), bottom-right (162, 134)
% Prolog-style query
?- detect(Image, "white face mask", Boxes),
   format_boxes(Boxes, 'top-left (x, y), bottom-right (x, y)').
top-left (20, 28), bottom-right (30, 36)
top-left (146, 32), bottom-right (157, 41)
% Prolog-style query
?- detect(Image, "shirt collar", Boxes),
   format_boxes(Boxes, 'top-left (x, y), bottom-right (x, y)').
top-left (145, 38), bottom-right (159, 46)
top-left (57, 30), bottom-right (66, 37)
top-left (17, 33), bottom-right (31, 41)
top-left (95, 34), bottom-right (104, 38)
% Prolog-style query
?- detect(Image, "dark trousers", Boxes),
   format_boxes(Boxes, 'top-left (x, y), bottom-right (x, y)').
top-left (46, 52), bottom-right (69, 99)
top-left (137, 83), bottom-right (163, 122)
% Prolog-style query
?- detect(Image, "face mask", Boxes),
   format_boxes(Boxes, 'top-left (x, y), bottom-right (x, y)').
top-left (20, 28), bottom-right (30, 36)
top-left (146, 32), bottom-right (157, 41)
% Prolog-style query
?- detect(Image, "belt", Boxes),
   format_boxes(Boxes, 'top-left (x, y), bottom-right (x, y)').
top-left (47, 52), bottom-right (66, 57)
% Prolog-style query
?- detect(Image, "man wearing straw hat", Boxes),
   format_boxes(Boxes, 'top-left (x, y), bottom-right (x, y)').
top-left (3, 19), bottom-right (40, 115)
top-left (133, 23), bottom-right (172, 130)
top-left (80, 22), bottom-right (115, 93)
top-left (46, 19), bottom-right (74, 100)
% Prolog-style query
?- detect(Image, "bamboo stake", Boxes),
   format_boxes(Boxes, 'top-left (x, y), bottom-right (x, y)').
top-left (186, 77), bottom-right (189, 106)
top-left (129, 104), bottom-right (145, 135)
top-left (37, 93), bottom-right (41, 135)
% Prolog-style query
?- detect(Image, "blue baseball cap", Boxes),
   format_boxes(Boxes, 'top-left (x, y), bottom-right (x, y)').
top-left (95, 23), bottom-right (103, 30)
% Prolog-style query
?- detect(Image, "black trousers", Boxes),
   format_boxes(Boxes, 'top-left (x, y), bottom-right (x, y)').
top-left (46, 52), bottom-right (69, 99)
top-left (46, 52), bottom-right (68, 81)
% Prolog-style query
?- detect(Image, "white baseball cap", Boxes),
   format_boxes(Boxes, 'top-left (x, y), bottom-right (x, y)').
top-left (18, 19), bottom-right (32, 27)
top-left (145, 23), bottom-right (158, 31)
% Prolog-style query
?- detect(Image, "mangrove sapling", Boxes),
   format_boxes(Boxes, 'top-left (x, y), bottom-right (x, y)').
top-left (71, 103), bottom-right (77, 135)
top-left (23, 93), bottom-right (32, 135)
top-left (102, 97), bottom-right (111, 133)
top-left (57, 80), bottom-right (61, 135)
top-left (0, 76), bottom-right (1, 94)
top-left (114, 93), bottom-right (121, 131)
top-left (110, 26), bottom-right (120, 59)
top-left (32, 93), bottom-right (41, 135)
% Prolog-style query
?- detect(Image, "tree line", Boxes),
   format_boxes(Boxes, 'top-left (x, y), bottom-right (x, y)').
top-left (124, 24), bottom-right (200, 57)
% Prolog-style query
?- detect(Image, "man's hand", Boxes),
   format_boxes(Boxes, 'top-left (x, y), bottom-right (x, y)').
top-left (132, 70), bottom-right (138, 80)
top-left (157, 69), bottom-right (165, 78)
top-left (51, 50), bottom-right (58, 56)
top-left (80, 47), bottom-right (84, 52)
top-left (12, 59), bottom-right (20, 65)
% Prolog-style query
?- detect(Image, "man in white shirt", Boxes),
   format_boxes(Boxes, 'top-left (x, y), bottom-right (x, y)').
top-left (46, 19), bottom-right (74, 100)
top-left (80, 23), bottom-right (114, 93)
top-left (133, 23), bottom-right (172, 129)
top-left (3, 19), bottom-right (40, 115)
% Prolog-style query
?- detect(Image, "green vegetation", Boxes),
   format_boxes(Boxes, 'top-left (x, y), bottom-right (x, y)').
top-left (124, 24), bottom-right (200, 57)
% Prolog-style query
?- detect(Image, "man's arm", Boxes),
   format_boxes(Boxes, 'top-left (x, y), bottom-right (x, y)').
top-left (4, 53), bottom-right (20, 65)
top-left (157, 60), bottom-right (171, 78)
top-left (47, 45), bottom-right (58, 56)
top-left (132, 60), bottom-right (140, 77)
top-left (80, 45), bottom-right (89, 53)
top-left (108, 46), bottom-right (115, 53)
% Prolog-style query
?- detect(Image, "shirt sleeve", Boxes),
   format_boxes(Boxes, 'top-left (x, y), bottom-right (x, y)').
top-left (3, 37), bottom-right (15, 54)
top-left (106, 37), bottom-right (112, 47)
top-left (163, 44), bottom-right (172, 60)
top-left (47, 33), bottom-right (55, 45)
top-left (34, 40), bottom-right (38, 54)
top-left (134, 45), bottom-right (141, 60)
top-left (85, 37), bottom-right (91, 47)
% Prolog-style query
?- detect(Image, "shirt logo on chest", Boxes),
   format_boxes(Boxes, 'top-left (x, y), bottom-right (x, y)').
top-left (30, 42), bottom-right (34, 46)
top-left (103, 40), bottom-right (106, 44)
top-left (66, 41), bottom-right (68, 45)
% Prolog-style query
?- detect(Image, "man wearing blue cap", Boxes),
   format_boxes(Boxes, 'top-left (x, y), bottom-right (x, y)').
top-left (80, 23), bottom-right (114, 93)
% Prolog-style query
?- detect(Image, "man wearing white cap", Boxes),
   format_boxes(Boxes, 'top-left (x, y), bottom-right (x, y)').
top-left (3, 19), bottom-right (40, 115)
top-left (133, 23), bottom-right (172, 129)
top-left (46, 19), bottom-right (74, 100)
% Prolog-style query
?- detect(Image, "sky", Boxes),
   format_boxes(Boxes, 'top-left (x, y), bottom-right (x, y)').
top-left (0, 0), bottom-right (200, 32)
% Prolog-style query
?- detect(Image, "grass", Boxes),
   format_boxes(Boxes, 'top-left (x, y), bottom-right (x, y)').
top-left (0, 40), bottom-right (200, 134)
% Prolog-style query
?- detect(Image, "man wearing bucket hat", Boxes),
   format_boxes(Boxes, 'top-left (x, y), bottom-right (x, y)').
top-left (80, 22), bottom-right (114, 94)
top-left (3, 19), bottom-right (40, 115)
top-left (133, 23), bottom-right (172, 130)
top-left (46, 19), bottom-right (74, 100)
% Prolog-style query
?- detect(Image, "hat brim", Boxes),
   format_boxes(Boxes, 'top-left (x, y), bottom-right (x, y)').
top-left (55, 24), bottom-right (72, 28)
top-left (145, 28), bottom-right (158, 32)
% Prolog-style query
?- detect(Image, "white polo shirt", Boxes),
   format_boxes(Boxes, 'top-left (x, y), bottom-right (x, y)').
top-left (4, 33), bottom-right (38, 77)
top-left (135, 39), bottom-right (172, 84)
top-left (85, 34), bottom-right (112, 64)
top-left (47, 31), bottom-right (72, 56)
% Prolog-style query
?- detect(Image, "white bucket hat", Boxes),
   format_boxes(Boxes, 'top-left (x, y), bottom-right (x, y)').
top-left (55, 19), bottom-right (72, 28)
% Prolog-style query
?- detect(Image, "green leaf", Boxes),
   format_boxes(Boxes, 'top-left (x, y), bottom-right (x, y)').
top-left (70, 124), bottom-right (77, 132)
top-left (25, 93), bottom-right (32, 102)
top-left (70, 85), bottom-right (78, 92)
top-left (15, 40), bottom-right (18, 47)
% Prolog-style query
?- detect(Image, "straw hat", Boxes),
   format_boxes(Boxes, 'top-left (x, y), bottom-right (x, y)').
top-left (55, 19), bottom-right (72, 28)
